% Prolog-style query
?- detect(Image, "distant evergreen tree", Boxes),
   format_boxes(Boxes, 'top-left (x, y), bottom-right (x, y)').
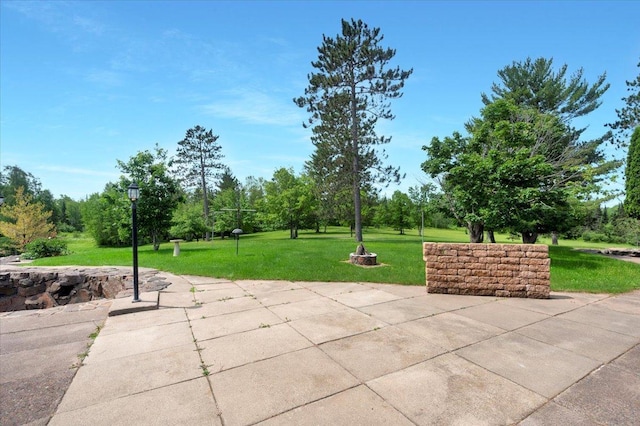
top-left (625, 127), bottom-right (640, 218)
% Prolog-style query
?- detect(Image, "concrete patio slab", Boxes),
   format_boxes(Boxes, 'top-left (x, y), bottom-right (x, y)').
top-left (0, 321), bottom-right (99, 354)
top-left (554, 363), bottom-right (640, 425)
top-left (252, 287), bottom-right (319, 307)
top-left (156, 291), bottom-right (195, 308)
top-left (2, 369), bottom-right (78, 426)
top-left (516, 316), bottom-right (639, 362)
top-left (108, 291), bottom-right (158, 316)
top-left (210, 347), bottom-right (358, 425)
top-left (331, 288), bottom-right (403, 308)
top-left (497, 292), bottom-right (608, 316)
top-left (257, 385), bottom-right (414, 425)
top-left (190, 307), bottom-right (283, 341)
top-left (185, 295), bottom-right (262, 320)
top-left (519, 402), bottom-right (600, 426)
top-left (55, 342), bottom-right (202, 413)
top-left (455, 302), bottom-right (550, 331)
top-left (368, 353), bottom-right (546, 425)
top-left (49, 378), bottom-right (221, 426)
top-left (397, 311), bottom-right (504, 351)
top-left (267, 295), bottom-right (346, 321)
top-left (199, 323), bottom-right (312, 373)
top-left (320, 325), bottom-right (445, 381)
top-left (310, 281), bottom-right (371, 297)
top-left (359, 295), bottom-right (444, 324)
top-left (559, 304), bottom-right (640, 337)
top-left (0, 302), bottom-right (110, 333)
top-left (192, 281), bottom-right (239, 290)
top-left (417, 292), bottom-right (495, 311)
top-left (288, 308), bottom-right (386, 344)
top-left (0, 340), bottom-right (87, 383)
top-left (235, 280), bottom-right (303, 295)
top-left (611, 343), bottom-right (640, 374)
top-left (457, 332), bottom-right (601, 398)
top-left (181, 275), bottom-right (234, 285)
top-left (99, 306), bottom-right (187, 336)
top-left (193, 286), bottom-right (248, 303)
top-left (366, 282), bottom-right (427, 297)
top-left (83, 320), bottom-right (194, 363)
top-left (593, 294), bottom-right (640, 315)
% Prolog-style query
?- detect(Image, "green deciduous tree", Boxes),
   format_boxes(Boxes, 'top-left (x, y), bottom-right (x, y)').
top-left (0, 186), bottom-right (56, 252)
top-left (172, 125), bottom-right (225, 239)
top-left (170, 198), bottom-right (208, 241)
top-left (388, 190), bottom-right (413, 235)
top-left (263, 168), bottom-right (316, 239)
top-left (117, 145), bottom-right (183, 250)
top-left (625, 127), bottom-right (640, 218)
top-left (295, 18), bottom-right (412, 242)
top-left (82, 184), bottom-right (133, 247)
top-left (423, 100), bottom-right (569, 243)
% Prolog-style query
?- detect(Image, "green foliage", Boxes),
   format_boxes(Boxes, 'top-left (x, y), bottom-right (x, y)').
top-left (388, 190), bottom-right (413, 234)
top-left (295, 18), bottom-right (412, 242)
top-left (423, 100), bottom-right (567, 242)
top-left (425, 58), bottom-right (619, 243)
top-left (117, 145), bottom-right (184, 250)
top-left (23, 238), bottom-right (68, 259)
top-left (172, 125), bottom-right (225, 238)
top-left (0, 186), bottom-right (57, 252)
top-left (0, 165), bottom-right (43, 205)
top-left (625, 127), bottom-right (640, 218)
top-left (170, 200), bottom-right (208, 241)
top-left (263, 168), bottom-right (317, 238)
top-left (81, 185), bottom-right (131, 247)
top-left (30, 228), bottom-right (640, 294)
top-left (607, 60), bottom-right (640, 147)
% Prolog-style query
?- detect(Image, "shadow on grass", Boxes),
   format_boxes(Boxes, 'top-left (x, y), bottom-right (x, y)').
top-left (550, 246), bottom-right (611, 270)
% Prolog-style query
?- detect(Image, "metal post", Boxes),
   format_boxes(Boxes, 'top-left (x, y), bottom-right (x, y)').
top-left (131, 200), bottom-right (140, 302)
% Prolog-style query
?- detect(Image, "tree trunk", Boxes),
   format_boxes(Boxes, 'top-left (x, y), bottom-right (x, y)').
top-left (551, 231), bottom-right (559, 245)
top-left (521, 231), bottom-right (538, 244)
top-left (201, 163), bottom-right (211, 241)
top-left (468, 222), bottom-right (484, 243)
top-left (350, 76), bottom-right (363, 243)
top-left (487, 230), bottom-right (496, 243)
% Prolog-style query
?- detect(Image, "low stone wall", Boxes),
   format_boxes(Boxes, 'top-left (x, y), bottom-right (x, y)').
top-left (423, 243), bottom-right (550, 298)
top-left (0, 266), bottom-right (170, 312)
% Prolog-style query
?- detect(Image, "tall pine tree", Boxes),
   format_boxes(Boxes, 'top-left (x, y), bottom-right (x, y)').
top-left (172, 125), bottom-right (225, 240)
top-left (295, 19), bottom-right (412, 242)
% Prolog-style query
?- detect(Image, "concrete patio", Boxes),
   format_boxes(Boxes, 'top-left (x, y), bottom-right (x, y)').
top-left (2, 274), bottom-right (638, 425)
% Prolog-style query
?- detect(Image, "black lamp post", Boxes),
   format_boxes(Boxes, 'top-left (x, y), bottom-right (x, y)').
top-left (128, 183), bottom-right (141, 303)
top-left (231, 228), bottom-right (243, 255)
top-left (0, 194), bottom-right (4, 206)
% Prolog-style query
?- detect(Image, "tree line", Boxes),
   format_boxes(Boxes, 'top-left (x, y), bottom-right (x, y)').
top-left (1, 18), bottom-right (638, 255)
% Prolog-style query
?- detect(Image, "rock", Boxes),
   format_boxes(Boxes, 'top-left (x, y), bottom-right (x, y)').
top-left (25, 292), bottom-right (57, 309)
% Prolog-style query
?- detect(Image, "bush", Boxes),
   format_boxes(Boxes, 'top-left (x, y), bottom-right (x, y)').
top-left (23, 238), bottom-right (69, 259)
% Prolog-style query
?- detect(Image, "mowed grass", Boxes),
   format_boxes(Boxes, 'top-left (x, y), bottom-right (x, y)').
top-left (30, 227), bottom-right (640, 294)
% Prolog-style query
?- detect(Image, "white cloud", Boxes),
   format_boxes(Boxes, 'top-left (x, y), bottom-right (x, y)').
top-left (200, 89), bottom-right (303, 127)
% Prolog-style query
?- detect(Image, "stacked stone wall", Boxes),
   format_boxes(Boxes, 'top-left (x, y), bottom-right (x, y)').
top-left (423, 243), bottom-right (550, 298)
top-left (0, 266), bottom-right (170, 312)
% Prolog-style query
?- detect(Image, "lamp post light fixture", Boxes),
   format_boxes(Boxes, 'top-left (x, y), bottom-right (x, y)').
top-left (231, 228), bottom-right (243, 255)
top-left (0, 194), bottom-right (4, 206)
top-left (128, 183), bottom-right (141, 303)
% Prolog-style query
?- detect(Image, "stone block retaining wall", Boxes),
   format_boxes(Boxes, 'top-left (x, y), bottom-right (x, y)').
top-left (423, 243), bottom-right (550, 298)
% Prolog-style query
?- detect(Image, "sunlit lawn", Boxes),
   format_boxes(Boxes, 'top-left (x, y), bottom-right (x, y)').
top-left (30, 227), bottom-right (640, 293)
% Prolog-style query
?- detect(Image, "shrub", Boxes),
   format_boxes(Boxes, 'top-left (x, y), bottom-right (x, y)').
top-left (23, 238), bottom-right (69, 259)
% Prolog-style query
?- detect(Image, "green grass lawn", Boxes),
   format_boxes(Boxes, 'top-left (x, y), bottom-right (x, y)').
top-left (30, 227), bottom-right (640, 294)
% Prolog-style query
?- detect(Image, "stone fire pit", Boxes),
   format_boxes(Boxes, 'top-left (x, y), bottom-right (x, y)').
top-left (349, 243), bottom-right (377, 266)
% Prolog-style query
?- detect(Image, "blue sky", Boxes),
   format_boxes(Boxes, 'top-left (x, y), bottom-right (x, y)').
top-left (1, 1), bottom-right (638, 201)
